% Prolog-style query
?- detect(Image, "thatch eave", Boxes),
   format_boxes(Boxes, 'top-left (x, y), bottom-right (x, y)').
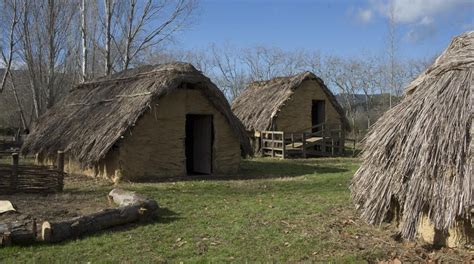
top-left (22, 62), bottom-right (252, 167)
top-left (232, 71), bottom-right (350, 132)
top-left (351, 31), bottom-right (473, 240)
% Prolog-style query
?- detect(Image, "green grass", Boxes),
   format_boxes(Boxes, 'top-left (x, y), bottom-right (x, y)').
top-left (0, 157), bottom-right (436, 263)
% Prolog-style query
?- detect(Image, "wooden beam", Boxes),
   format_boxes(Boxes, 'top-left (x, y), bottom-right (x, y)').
top-left (10, 153), bottom-right (18, 192)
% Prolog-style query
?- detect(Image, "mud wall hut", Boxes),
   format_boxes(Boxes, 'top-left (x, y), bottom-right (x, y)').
top-left (232, 72), bottom-right (349, 134)
top-left (351, 31), bottom-right (473, 247)
top-left (232, 72), bottom-right (350, 155)
top-left (22, 63), bottom-right (251, 182)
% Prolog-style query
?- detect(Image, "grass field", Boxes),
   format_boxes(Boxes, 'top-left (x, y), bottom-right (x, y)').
top-left (0, 157), bottom-right (470, 263)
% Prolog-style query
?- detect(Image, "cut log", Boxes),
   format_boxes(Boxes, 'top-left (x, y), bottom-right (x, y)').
top-left (108, 188), bottom-right (149, 206)
top-left (0, 220), bottom-right (36, 246)
top-left (0, 200), bottom-right (16, 214)
top-left (42, 189), bottom-right (159, 243)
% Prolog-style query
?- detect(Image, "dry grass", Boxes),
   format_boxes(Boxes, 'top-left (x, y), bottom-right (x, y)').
top-left (351, 31), bottom-right (473, 239)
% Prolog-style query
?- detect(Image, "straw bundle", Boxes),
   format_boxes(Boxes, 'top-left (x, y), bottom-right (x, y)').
top-left (351, 31), bottom-right (473, 239)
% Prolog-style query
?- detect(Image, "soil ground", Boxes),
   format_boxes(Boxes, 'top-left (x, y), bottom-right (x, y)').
top-left (0, 174), bottom-right (112, 224)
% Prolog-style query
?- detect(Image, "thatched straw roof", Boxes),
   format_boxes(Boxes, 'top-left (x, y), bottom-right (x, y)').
top-left (351, 31), bottom-right (473, 239)
top-left (22, 62), bottom-right (251, 166)
top-left (231, 72), bottom-right (350, 132)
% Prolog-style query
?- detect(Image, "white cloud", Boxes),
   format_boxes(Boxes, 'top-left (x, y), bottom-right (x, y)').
top-left (406, 21), bottom-right (437, 43)
top-left (357, 9), bottom-right (373, 23)
top-left (356, 0), bottom-right (474, 42)
top-left (371, 0), bottom-right (473, 24)
top-left (419, 16), bottom-right (433, 26)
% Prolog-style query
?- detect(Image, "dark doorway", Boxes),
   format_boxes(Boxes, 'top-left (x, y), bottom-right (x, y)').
top-left (185, 114), bottom-right (214, 175)
top-left (311, 100), bottom-right (325, 132)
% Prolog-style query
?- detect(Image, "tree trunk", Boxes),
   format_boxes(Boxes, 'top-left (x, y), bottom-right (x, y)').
top-left (104, 0), bottom-right (113, 75)
top-left (123, 0), bottom-right (136, 70)
top-left (0, 0), bottom-right (19, 94)
top-left (46, 0), bottom-right (56, 109)
top-left (8, 72), bottom-right (28, 130)
top-left (80, 0), bottom-right (87, 82)
top-left (0, 221), bottom-right (36, 246)
top-left (41, 189), bottom-right (158, 243)
top-left (108, 188), bottom-right (149, 206)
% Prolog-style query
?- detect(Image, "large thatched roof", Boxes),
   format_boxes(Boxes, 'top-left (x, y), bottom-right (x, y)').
top-left (231, 72), bottom-right (350, 132)
top-left (351, 31), bottom-right (473, 239)
top-left (22, 63), bottom-right (251, 166)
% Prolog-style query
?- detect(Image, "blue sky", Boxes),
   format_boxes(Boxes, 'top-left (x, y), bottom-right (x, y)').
top-left (176, 0), bottom-right (474, 60)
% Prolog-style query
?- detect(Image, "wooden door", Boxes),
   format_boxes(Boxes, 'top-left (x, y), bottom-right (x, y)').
top-left (185, 114), bottom-right (213, 174)
top-left (311, 100), bottom-right (325, 132)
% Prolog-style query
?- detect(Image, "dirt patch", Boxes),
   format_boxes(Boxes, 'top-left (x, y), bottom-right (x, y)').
top-left (318, 206), bottom-right (473, 263)
top-left (0, 174), bottom-right (113, 224)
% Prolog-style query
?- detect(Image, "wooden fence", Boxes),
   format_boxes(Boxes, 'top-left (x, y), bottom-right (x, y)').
top-left (0, 139), bottom-right (21, 152)
top-left (260, 123), bottom-right (346, 159)
top-left (0, 152), bottom-right (65, 194)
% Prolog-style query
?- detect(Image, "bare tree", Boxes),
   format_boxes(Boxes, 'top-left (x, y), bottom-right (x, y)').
top-left (0, 0), bottom-right (27, 129)
top-left (322, 56), bottom-right (359, 135)
top-left (0, 0), bottom-right (19, 93)
top-left (17, 0), bottom-right (77, 116)
top-left (386, 0), bottom-right (397, 109)
top-left (113, 0), bottom-right (196, 71)
top-left (210, 44), bottom-right (249, 100)
top-left (80, 0), bottom-right (87, 82)
top-left (104, 0), bottom-right (114, 75)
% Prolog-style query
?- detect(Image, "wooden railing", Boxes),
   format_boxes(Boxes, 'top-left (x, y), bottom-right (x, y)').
top-left (260, 123), bottom-right (346, 159)
top-left (0, 139), bottom-right (21, 152)
top-left (261, 131), bottom-right (286, 158)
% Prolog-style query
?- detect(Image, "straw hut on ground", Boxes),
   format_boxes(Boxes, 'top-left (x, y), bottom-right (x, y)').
top-left (22, 63), bottom-right (251, 182)
top-left (351, 31), bottom-right (473, 247)
top-left (232, 72), bottom-right (350, 158)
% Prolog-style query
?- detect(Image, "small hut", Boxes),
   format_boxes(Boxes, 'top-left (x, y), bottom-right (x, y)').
top-left (232, 72), bottom-right (350, 158)
top-left (22, 63), bottom-right (251, 182)
top-left (351, 31), bottom-right (473, 247)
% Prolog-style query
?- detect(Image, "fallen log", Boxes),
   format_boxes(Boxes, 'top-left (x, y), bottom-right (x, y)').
top-left (42, 189), bottom-right (159, 243)
top-left (108, 188), bottom-right (150, 206)
top-left (0, 220), bottom-right (36, 246)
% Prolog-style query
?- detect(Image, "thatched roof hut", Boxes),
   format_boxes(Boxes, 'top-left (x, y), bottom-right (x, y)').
top-left (351, 31), bottom-right (473, 246)
top-left (23, 63), bottom-right (251, 182)
top-left (232, 72), bottom-right (350, 133)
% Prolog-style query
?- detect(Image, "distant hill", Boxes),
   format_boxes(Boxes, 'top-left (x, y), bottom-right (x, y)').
top-left (335, 93), bottom-right (402, 109)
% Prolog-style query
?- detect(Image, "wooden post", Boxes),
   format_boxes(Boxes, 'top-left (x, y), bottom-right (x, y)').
top-left (338, 125), bottom-right (342, 155)
top-left (271, 132), bottom-right (275, 158)
top-left (10, 153), bottom-right (18, 192)
top-left (56, 151), bottom-right (65, 192)
top-left (331, 138), bottom-right (335, 156)
top-left (353, 135), bottom-right (356, 157)
top-left (282, 132), bottom-right (286, 159)
top-left (302, 133), bottom-right (307, 158)
top-left (291, 133), bottom-right (294, 148)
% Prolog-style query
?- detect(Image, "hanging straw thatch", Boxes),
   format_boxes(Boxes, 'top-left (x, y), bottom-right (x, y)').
top-left (231, 72), bottom-right (350, 132)
top-left (351, 31), bottom-right (473, 240)
top-left (22, 62), bottom-right (251, 166)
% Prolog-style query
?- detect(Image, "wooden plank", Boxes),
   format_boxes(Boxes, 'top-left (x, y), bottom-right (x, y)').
top-left (11, 153), bottom-right (18, 192)
top-left (282, 132), bottom-right (286, 159)
top-left (302, 133), bottom-right (307, 158)
top-left (56, 151), bottom-right (65, 192)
